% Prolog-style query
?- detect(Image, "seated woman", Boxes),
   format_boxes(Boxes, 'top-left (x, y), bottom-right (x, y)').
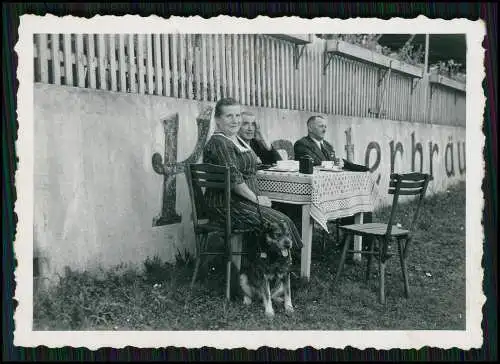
top-left (237, 111), bottom-right (282, 166)
top-left (203, 98), bottom-right (302, 250)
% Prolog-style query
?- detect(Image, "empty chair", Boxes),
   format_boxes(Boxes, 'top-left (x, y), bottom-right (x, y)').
top-left (333, 172), bottom-right (432, 304)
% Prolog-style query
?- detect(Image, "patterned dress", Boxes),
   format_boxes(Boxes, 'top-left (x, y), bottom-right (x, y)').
top-left (203, 133), bottom-right (303, 249)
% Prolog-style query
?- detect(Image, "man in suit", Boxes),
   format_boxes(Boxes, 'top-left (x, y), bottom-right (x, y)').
top-left (291, 115), bottom-right (373, 248)
top-left (294, 115), bottom-right (338, 166)
top-left (238, 111), bottom-right (282, 166)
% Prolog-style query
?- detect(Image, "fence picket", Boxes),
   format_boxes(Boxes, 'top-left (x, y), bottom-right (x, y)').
top-left (171, 35), bottom-right (178, 97)
top-left (193, 34), bottom-right (200, 100)
top-left (244, 34), bottom-right (251, 106)
top-left (86, 34), bottom-right (96, 88)
top-left (108, 34), bottom-right (117, 91)
top-left (308, 44), bottom-right (312, 111)
top-left (154, 34), bottom-right (162, 95)
top-left (238, 34), bottom-right (245, 105)
top-left (207, 35), bottom-right (214, 101)
top-left (127, 34), bottom-right (136, 92)
top-left (179, 34), bottom-right (186, 99)
top-left (296, 43), bottom-right (300, 110)
top-left (274, 40), bottom-right (280, 108)
top-left (358, 64), bottom-right (363, 116)
top-left (187, 34), bottom-right (195, 100)
top-left (265, 37), bottom-right (271, 107)
top-left (214, 34), bottom-right (221, 100)
top-left (146, 34), bottom-right (154, 94)
top-left (62, 34), bottom-right (73, 86)
top-left (272, 38), bottom-right (276, 108)
top-left (232, 34), bottom-right (239, 102)
top-left (75, 34), bottom-right (85, 87)
top-left (50, 34), bottom-right (61, 85)
top-left (256, 36), bottom-right (262, 107)
top-left (221, 35), bottom-right (228, 98)
top-left (37, 34), bottom-right (48, 83)
top-left (162, 34), bottom-right (171, 97)
top-left (290, 44), bottom-right (295, 110)
top-left (97, 34), bottom-right (107, 90)
top-left (313, 42), bottom-right (318, 112)
top-left (278, 41), bottom-right (284, 109)
top-left (316, 42), bottom-right (321, 112)
top-left (136, 34), bottom-right (146, 94)
top-left (249, 34), bottom-right (256, 106)
top-left (331, 54), bottom-right (336, 114)
top-left (161, 34), bottom-right (172, 96)
top-left (117, 35), bottom-right (126, 92)
top-left (356, 62), bottom-right (362, 116)
top-left (304, 46), bottom-right (309, 110)
top-left (285, 43), bottom-right (290, 109)
top-left (340, 58), bottom-right (347, 115)
top-left (305, 47), bottom-right (310, 111)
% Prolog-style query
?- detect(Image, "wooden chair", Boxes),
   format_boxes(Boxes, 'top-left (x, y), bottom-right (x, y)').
top-left (333, 172), bottom-right (431, 304)
top-left (185, 163), bottom-right (254, 301)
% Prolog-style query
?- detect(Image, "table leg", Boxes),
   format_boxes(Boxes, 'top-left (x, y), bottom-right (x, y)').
top-left (300, 204), bottom-right (313, 280)
top-left (353, 212), bottom-right (364, 262)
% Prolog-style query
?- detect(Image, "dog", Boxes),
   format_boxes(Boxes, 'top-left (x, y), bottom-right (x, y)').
top-left (239, 220), bottom-right (298, 318)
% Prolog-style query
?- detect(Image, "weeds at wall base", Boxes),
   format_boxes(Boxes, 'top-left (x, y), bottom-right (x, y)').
top-left (33, 181), bottom-right (465, 331)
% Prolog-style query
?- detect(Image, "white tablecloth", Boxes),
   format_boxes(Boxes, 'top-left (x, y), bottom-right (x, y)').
top-left (256, 169), bottom-right (378, 232)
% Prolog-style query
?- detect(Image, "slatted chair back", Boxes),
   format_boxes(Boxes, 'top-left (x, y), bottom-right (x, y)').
top-left (386, 172), bottom-right (432, 237)
top-left (185, 163), bottom-right (232, 238)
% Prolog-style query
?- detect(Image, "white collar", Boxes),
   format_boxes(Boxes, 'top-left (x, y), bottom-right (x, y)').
top-left (213, 133), bottom-right (252, 152)
top-left (311, 137), bottom-right (323, 149)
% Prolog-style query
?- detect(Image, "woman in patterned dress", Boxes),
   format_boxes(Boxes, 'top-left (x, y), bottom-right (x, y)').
top-left (203, 98), bottom-right (303, 250)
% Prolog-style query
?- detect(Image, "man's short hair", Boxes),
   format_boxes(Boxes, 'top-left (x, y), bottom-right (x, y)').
top-left (307, 115), bottom-right (325, 127)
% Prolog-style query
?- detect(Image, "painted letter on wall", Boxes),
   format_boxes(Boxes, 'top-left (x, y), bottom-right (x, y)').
top-left (151, 107), bottom-right (212, 226)
top-left (389, 140), bottom-right (404, 174)
top-left (445, 136), bottom-right (455, 177)
top-left (457, 141), bottom-right (466, 175)
top-left (411, 132), bottom-right (424, 173)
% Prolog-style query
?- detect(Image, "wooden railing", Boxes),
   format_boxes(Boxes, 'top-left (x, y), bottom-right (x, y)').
top-left (33, 33), bottom-right (466, 126)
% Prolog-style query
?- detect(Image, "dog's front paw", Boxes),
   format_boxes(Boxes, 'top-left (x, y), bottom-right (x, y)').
top-left (243, 296), bottom-right (252, 305)
top-left (265, 309), bottom-right (275, 319)
top-left (285, 304), bottom-right (295, 316)
top-left (271, 296), bottom-right (284, 303)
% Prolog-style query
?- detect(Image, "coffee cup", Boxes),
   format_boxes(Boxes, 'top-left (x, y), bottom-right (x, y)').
top-left (321, 161), bottom-right (335, 169)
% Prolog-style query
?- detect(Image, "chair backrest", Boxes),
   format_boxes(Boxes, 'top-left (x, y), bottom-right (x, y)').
top-left (185, 163), bottom-right (232, 236)
top-left (271, 139), bottom-right (294, 160)
top-left (386, 172), bottom-right (432, 236)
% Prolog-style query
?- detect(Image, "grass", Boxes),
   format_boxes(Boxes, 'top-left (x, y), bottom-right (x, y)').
top-left (33, 181), bottom-right (466, 331)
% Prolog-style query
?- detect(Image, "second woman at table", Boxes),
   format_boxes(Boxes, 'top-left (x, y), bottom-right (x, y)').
top-left (203, 98), bottom-right (302, 249)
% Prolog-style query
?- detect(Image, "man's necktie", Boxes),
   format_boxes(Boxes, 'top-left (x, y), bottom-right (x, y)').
top-left (320, 143), bottom-right (332, 160)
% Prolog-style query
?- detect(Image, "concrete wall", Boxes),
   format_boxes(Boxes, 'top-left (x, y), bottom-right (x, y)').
top-left (34, 84), bottom-right (466, 282)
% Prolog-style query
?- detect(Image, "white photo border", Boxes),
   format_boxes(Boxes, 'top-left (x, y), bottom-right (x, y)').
top-left (14, 14), bottom-right (486, 350)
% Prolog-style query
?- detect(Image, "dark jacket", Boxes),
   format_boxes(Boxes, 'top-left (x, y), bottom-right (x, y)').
top-left (293, 136), bottom-right (336, 166)
top-left (250, 139), bottom-right (282, 165)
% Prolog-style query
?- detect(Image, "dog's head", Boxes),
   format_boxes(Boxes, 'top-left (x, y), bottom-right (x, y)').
top-left (261, 220), bottom-right (295, 258)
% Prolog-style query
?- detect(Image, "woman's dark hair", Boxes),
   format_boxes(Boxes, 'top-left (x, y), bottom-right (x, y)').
top-left (214, 98), bottom-right (239, 118)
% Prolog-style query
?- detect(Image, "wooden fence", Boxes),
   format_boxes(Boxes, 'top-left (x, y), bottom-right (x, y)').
top-left (33, 33), bottom-right (466, 126)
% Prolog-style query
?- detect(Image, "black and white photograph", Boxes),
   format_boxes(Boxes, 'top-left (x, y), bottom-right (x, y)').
top-left (14, 15), bottom-right (485, 350)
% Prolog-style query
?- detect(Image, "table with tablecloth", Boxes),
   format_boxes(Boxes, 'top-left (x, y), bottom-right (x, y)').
top-left (256, 168), bottom-right (379, 279)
